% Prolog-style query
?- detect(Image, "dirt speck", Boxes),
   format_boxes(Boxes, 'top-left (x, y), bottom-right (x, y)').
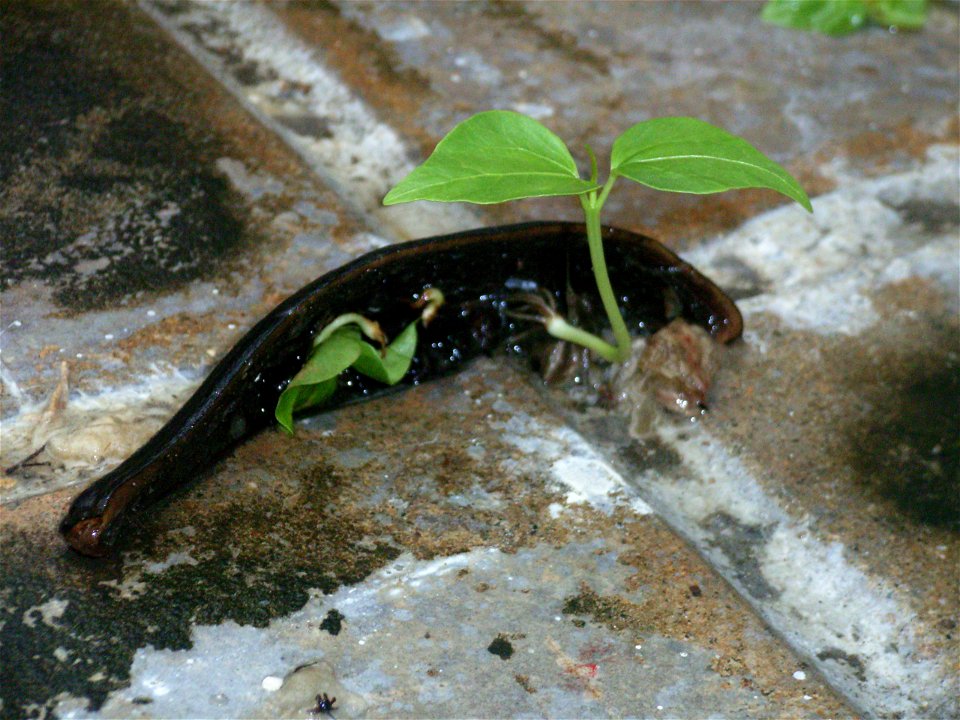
top-left (487, 634), bottom-right (514, 660)
top-left (320, 609), bottom-right (344, 636)
top-left (701, 512), bottom-right (781, 601)
top-left (514, 673), bottom-right (536, 693)
top-left (816, 648), bottom-right (867, 683)
top-left (562, 583), bottom-right (639, 633)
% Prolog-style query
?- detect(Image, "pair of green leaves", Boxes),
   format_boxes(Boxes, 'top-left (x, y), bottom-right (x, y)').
top-left (383, 110), bottom-right (810, 366)
top-left (275, 320), bottom-right (418, 434)
top-left (383, 111), bottom-right (811, 212)
top-left (282, 111), bottom-right (812, 432)
top-left (762, 0), bottom-right (927, 36)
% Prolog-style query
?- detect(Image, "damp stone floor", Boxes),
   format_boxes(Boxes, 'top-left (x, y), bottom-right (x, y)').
top-left (1, 2), bottom-right (958, 719)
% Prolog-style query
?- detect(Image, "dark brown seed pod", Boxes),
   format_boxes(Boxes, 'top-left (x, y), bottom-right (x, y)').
top-left (59, 222), bottom-right (742, 556)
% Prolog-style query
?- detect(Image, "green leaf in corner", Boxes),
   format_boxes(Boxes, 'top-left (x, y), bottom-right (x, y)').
top-left (275, 327), bottom-right (362, 434)
top-left (383, 110), bottom-right (598, 205)
top-left (761, 0), bottom-right (870, 35)
top-left (868, 0), bottom-right (927, 30)
top-left (610, 117), bottom-right (812, 212)
top-left (352, 319), bottom-right (418, 385)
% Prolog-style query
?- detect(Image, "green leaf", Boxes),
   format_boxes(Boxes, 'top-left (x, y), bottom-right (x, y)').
top-left (868, 0), bottom-right (926, 29)
top-left (610, 117), bottom-right (812, 212)
top-left (352, 319), bottom-right (418, 385)
top-left (762, 0), bottom-right (870, 35)
top-left (383, 110), bottom-right (597, 205)
top-left (274, 328), bottom-right (362, 434)
top-left (762, 0), bottom-right (926, 34)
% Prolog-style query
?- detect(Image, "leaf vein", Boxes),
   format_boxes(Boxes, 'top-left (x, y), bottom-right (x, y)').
top-left (621, 154), bottom-right (790, 183)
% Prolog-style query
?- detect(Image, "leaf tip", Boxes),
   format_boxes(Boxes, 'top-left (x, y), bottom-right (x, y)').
top-left (382, 187), bottom-right (403, 206)
top-left (276, 417), bottom-right (295, 435)
top-left (794, 188), bottom-right (814, 213)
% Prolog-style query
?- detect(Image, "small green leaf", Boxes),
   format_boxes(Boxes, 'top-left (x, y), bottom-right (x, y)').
top-left (352, 320), bottom-right (418, 385)
top-left (610, 117), bottom-right (812, 212)
top-left (868, 0), bottom-right (927, 29)
top-left (286, 376), bottom-right (338, 412)
top-left (762, 0), bottom-right (926, 34)
top-left (274, 328), bottom-right (361, 434)
top-left (383, 110), bottom-right (597, 205)
top-left (762, 0), bottom-right (871, 35)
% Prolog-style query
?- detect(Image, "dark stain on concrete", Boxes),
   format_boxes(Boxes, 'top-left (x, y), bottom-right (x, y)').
top-left (231, 59), bottom-right (280, 87)
top-left (0, 1), bottom-right (252, 312)
top-left (849, 365), bottom-right (959, 529)
top-left (701, 512), bottom-right (781, 601)
top-left (487, 634), bottom-right (514, 660)
top-left (816, 647), bottom-right (867, 683)
top-left (153, 0), bottom-right (192, 16)
top-left (0, 10), bottom-right (116, 181)
top-left (616, 437), bottom-right (684, 475)
top-left (563, 584), bottom-right (639, 633)
top-left (709, 255), bottom-right (769, 301)
top-left (484, 1), bottom-right (610, 75)
top-left (277, 113), bottom-right (335, 139)
top-left (0, 454), bottom-right (402, 718)
top-left (320, 609), bottom-right (345, 635)
top-left (706, 293), bottom-right (958, 670)
top-left (879, 196), bottom-right (960, 235)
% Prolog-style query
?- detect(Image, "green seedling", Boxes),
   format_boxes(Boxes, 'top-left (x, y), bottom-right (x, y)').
top-left (761, 0), bottom-right (927, 35)
top-left (275, 289), bottom-right (443, 434)
top-left (384, 110), bottom-right (811, 363)
top-left (277, 111), bottom-right (812, 432)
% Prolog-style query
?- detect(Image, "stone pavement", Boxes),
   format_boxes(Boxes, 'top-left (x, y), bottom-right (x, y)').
top-left (1, 2), bottom-right (957, 719)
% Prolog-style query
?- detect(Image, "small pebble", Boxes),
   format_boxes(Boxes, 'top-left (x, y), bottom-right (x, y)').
top-left (793, 670), bottom-right (807, 681)
top-left (261, 676), bottom-right (283, 691)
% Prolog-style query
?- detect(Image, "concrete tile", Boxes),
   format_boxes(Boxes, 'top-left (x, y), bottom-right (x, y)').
top-left (561, 148), bottom-right (959, 717)
top-left (1, 361), bottom-right (852, 719)
top-left (271, 0), bottom-right (958, 242)
top-left (1, 0), bottom-right (377, 501)
top-left (139, 0), bottom-right (480, 242)
top-left (2, 1), bottom-right (957, 719)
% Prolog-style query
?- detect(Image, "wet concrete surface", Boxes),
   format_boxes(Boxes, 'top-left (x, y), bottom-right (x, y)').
top-left (2, 361), bottom-right (852, 719)
top-left (2, 0), bottom-right (361, 321)
top-left (562, 148), bottom-right (959, 718)
top-left (271, 0), bottom-right (959, 240)
top-left (1, 0), bottom-right (376, 501)
top-left (2, 1), bottom-right (958, 719)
